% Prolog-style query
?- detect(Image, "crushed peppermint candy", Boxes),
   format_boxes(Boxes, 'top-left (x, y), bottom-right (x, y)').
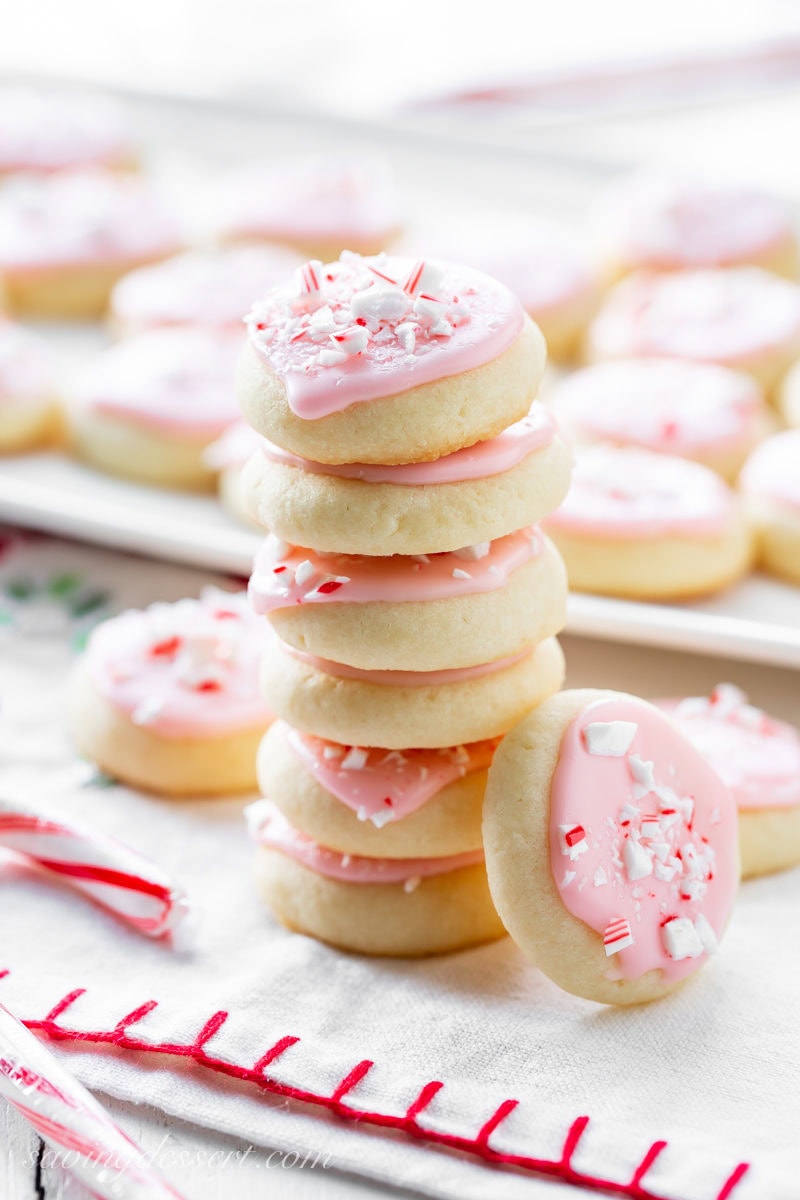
top-left (604, 916), bottom-right (635, 955)
top-left (583, 721), bottom-right (638, 757)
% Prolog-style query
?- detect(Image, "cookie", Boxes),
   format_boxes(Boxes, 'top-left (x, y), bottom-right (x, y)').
top-left (259, 632), bottom-right (565, 749)
top-left (204, 421), bottom-right (264, 528)
top-left (738, 430), bottom-right (800, 585)
top-left (239, 252), bottom-right (546, 465)
top-left (543, 445), bottom-right (753, 599)
top-left (550, 358), bottom-right (769, 481)
top-left (68, 328), bottom-right (241, 489)
top-left (657, 684), bottom-right (800, 878)
top-left (0, 319), bottom-right (60, 452)
top-left (586, 268), bottom-right (800, 394)
top-left (591, 173), bottom-right (798, 279)
top-left (776, 358), bottom-right (800, 427)
top-left (483, 689), bottom-right (739, 1004)
top-left (68, 590), bottom-right (273, 796)
top-left (248, 527), bottom-right (567, 670)
top-left (0, 87), bottom-right (135, 175)
top-left (240, 403), bottom-right (572, 555)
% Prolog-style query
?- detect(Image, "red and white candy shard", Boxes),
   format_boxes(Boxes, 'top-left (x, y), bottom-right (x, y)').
top-left (604, 916), bottom-right (634, 955)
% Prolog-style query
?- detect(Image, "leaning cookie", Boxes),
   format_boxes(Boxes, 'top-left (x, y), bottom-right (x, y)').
top-left (657, 684), bottom-right (800, 879)
top-left (260, 633), bottom-right (564, 749)
top-left (738, 430), bottom-right (800, 585)
top-left (241, 403), bottom-right (571, 555)
top-left (248, 527), bottom-right (566, 671)
top-left (240, 252), bottom-right (546, 465)
top-left (483, 689), bottom-right (739, 1005)
top-left (0, 319), bottom-right (60, 452)
top-left (543, 445), bottom-right (753, 600)
top-left (68, 590), bottom-right (274, 797)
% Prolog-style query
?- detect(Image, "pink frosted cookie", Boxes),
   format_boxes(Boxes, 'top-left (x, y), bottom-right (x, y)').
top-left (69, 589), bottom-right (274, 796)
top-left (483, 689), bottom-right (739, 1004)
top-left (239, 251), bottom-right (546, 465)
top-left (240, 402), bottom-right (572, 555)
top-left (0, 87), bottom-right (135, 175)
top-left (543, 444), bottom-right (752, 599)
top-left (0, 169), bottom-right (180, 318)
top-left (586, 268), bottom-right (800, 394)
top-left (215, 158), bottom-right (401, 260)
top-left (109, 245), bottom-right (302, 336)
top-left (739, 430), bottom-right (800, 585)
top-left (592, 173), bottom-right (798, 279)
top-left (68, 328), bottom-right (242, 489)
top-left (550, 358), bottom-right (769, 481)
top-left (0, 319), bottom-right (59, 451)
top-left (248, 526), bottom-right (567, 670)
top-left (657, 684), bottom-right (800, 878)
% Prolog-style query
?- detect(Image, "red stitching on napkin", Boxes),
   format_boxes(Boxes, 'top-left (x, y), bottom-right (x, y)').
top-left (253, 1036), bottom-right (300, 1073)
top-left (405, 1080), bottom-right (443, 1124)
top-left (630, 1141), bottom-right (668, 1187)
top-left (476, 1098), bottom-right (517, 1146)
top-left (330, 1059), bottom-right (373, 1105)
top-left (717, 1164), bottom-right (751, 1200)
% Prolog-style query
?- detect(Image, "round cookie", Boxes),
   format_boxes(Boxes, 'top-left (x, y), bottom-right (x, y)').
top-left (0, 87), bottom-right (135, 175)
top-left (257, 720), bottom-right (493, 858)
top-left (738, 430), bottom-right (800, 585)
top-left (543, 444), bottom-right (753, 600)
top-left (776, 358), bottom-right (800, 427)
top-left (215, 158), bottom-right (401, 260)
top-left (657, 684), bottom-right (800, 879)
top-left (0, 319), bottom-right (60, 452)
top-left (240, 403), bottom-right (572, 555)
top-left (591, 173), bottom-right (798, 279)
top-left (0, 170), bottom-right (180, 319)
top-left (260, 633), bottom-right (565, 749)
top-left (240, 252), bottom-right (546, 465)
top-left (204, 421), bottom-right (264, 528)
top-left (585, 268), bottom-right (800, 394)
top-left (109, 245), bottom-right (303, 337)
top-left (68, 328), bottom-right (242, 490)
top-left (248, 801), bottom-right (504, 957)
top-left (550, 358), bottom-right (769, 481)
top-left (68, 590), bottom-right (273, 797)
top-left (249, 527), bottom-right (566, 671)
top-left (483, 688), bottom-right (739, 1005)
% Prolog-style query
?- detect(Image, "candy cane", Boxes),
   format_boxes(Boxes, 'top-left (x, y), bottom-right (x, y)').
top-left (0, 1002), bottom-right (185, 1200)
top-left (0, 795), bottom-right (189, 938)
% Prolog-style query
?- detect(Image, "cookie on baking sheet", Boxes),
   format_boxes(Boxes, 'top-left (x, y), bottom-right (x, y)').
top-left (483, 689), bottom-right (739, 1005)
top-left (658, 685), bottom-right (800, 880)
top-left (239, 252), bottom-right (546, 466)
top-left (0, 319), bottom-right (60, 452)
top-left (739, 430), bottom-right (800, 586)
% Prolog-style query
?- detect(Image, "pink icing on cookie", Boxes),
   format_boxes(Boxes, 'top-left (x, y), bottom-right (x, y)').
top-left (249, 526), bottom-right (544, 613)
top-left (110, 246), bottom-right (303, 333)
top-left (0, 319), bottom-right (55, 403)
top-left (0, 171), bottom-right (179, 272)
top-left (590, 268), bottom-right (800, 367)
top-left (85, 589), bottom-right (273, 738)
top-left (285, 722), bottom-right (497, 826)
top-left (246, 799), bottom-right (484, 884)
top-left (283, 642), bottom-right (534, 688)
top-left (550, 696), bottom-right (738, 983)
top-left (259, 403), bottom-right (556, 484)
top-left (544, 445), bottom-right (734, 538)
top-left (0, 88), bottom-right (132, 174)
top-left (657, 684), bottom-right (800, 811)
top-left (245, 251), bottom-right (524, 418)
top-left (73, 328), bottom-right (242, 437)
top-left (552, 359), bottom-right (762, 458)
top-left (739, 430), bottom-right (800, 514)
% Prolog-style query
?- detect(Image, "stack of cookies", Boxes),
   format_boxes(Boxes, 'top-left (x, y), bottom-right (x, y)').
top-left (239, 251), bottom-right (572, 956)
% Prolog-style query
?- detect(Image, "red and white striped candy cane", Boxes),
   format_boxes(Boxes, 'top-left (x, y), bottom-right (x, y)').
top-left (0, 1002), bottom-right (185, 1199)
top-left (0, 795), bottom-right (189, 938)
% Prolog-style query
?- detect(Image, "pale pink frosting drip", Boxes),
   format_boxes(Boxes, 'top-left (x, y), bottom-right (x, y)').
top-left (551, 696), bottom-right (738, 983)
top-left (545, 445), bottom-right (734, 539)
top-left (259, 403), bottom-right (556, 484)
top-left (739, 430), bottom-right (800, 514)
top-left (247, 800), bottom-right (484, 883)
top-left (245, 252), bottom-right (524, 418)
top-left (204, 420), bottom-right (263, 470)
top-left (0, 170), bottom-right (179, 271)
top-left (591, 269), bottom-right (800, 366)
top-left (283, 642), bottom-right (534, 688)
top-left (111, 246), bottom-right (303, 332)
top-left (0, 319), bottom-right (55, 403)
top-left (657, 685), bottom-right (800, 812)
top-left (73, 328), bottom-right (242, 437)
top-left (285, 722), bottom-right (497, 825)
top-left (217, 159), bottom-right (399, 245)
top-left (553, 359), bottom-right (762, 456)
top-left (85, 589), bottom-right (273, 738)
top-left (598, 175), bottom-right (794, 269)
top-left (0, 88), bottom-right (132, 174)
top-left (249, 526), bottom-right (543, 613)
